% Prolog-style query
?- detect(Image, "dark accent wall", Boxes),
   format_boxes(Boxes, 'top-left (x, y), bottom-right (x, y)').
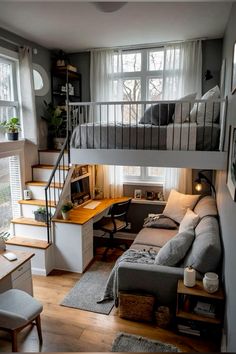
top-left (69, 52), bottom-right (90, 102)
top-left (0, 27), bottom-right (51, 148)
top-left (202, 39), bottom-right (223, 94)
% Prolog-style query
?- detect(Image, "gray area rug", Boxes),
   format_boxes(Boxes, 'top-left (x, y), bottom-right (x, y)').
top-left (61, 261), bottom-right (114, 315)
top-left (112, 332), bottom-right (180, 352)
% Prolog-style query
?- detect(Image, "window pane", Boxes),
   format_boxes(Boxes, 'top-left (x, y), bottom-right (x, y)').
top-left (123, 79), bottom-right (141, 123)
top-left (149, 50), bottom-right (164, 71)
top-left (147, 167), bottom-right (165, 178)
top-left (123, 166), bottom-right (141, 177)
top-left (0, 61), bottom-right (13, 101)
top-left (0, 106), bottom-right (16, 141)
top-left (148, 78), bottom-right (163, 100)
top-left (0, 157), bottom-right (13, 233)
top-left (33, 69), bottom-right (44, 90)
top-left (122, 52), bottom-right (141, 72)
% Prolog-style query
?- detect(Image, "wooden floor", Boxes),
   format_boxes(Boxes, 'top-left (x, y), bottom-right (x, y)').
top-left (0, 248), bottom-right (220, 352)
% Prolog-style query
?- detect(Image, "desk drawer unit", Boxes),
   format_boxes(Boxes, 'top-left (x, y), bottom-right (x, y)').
top-left (11, 260), bottom-right (33, 296)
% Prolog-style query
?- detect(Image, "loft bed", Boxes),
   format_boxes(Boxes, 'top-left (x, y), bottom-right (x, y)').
top-left (69, 99), bottom-right (228, 169)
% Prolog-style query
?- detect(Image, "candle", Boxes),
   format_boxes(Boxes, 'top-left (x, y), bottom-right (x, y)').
top-left (184, 266), bottom-right (196, 287)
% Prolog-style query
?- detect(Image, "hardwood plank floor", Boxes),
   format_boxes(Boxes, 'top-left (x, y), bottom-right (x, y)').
top-left (0, 248), bottom-right (220, 352)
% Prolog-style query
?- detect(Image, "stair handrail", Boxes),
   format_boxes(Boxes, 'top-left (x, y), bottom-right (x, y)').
top-left (45, 136), bottom-right (70, 243)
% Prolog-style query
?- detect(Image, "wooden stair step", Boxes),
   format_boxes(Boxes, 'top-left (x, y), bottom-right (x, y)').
top-left (32, 164), bottom-right (69, 170)
top-left (26, 181), bottom-right (63, 188)
top-left (38, 149), bottom-right (68, 153)
top-left (11, 217), bottom-right (47, 227)
top-left (18, 199), bottom-right (56, 207)
top-left (6, 236), bottom-right (51, 249)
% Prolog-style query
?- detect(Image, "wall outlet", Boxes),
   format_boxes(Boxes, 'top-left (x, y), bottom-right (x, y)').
top-left (127, 222), bottom-right (132, 230)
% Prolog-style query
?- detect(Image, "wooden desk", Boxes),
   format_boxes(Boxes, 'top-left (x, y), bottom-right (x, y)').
top-left (0, 250), bottom-right (34, 295)
top-left (53, 197), bottom-right (130, 273)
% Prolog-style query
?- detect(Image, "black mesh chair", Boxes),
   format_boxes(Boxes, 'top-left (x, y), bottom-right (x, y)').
top-left (93, 199), bottom-right (131, 259)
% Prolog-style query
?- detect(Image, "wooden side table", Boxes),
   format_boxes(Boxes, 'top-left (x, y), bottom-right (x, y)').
top-left (176, 280), bottom-right (224, 336)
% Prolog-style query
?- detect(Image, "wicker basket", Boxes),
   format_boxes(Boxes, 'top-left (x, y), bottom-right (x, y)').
top-left (119, 291), bottom-right (155, 322)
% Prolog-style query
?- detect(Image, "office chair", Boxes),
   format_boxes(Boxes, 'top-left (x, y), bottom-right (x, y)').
top-left (93, 199), bottom-right (131, 259)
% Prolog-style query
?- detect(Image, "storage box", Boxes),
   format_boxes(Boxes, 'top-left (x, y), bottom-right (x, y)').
top-left (119, 291), bottom-right (155, 322)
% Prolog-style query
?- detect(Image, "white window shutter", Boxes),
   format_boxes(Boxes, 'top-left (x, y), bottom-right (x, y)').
top-left (9, 155), bottom-right (22, 218)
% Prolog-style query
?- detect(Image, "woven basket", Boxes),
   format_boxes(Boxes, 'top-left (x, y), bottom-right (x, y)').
top-left (119, 291), bottom-right (155, 322)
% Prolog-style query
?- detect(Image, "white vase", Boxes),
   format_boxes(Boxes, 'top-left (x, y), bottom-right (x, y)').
top-left (203, 272), bottom-right (219, 293)
top-left (0, 238), bottom-right (6, 251)
top-left (61, 211), bottom-right (70, 220)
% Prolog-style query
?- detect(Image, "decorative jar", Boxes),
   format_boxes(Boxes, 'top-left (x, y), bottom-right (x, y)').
top-left (203, 272), bottom-right (219, 293)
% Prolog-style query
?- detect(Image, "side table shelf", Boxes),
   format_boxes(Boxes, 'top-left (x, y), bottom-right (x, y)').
top-left (176, 280), bottom-right (224, 337)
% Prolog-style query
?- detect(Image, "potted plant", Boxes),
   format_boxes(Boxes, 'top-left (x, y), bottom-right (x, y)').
top-left (61, 201), bottom-right (74, 220)
top-left (0, 117), bottom-right (21, 140)
top-left (41, 101), bottom-right (64, 149)
top-left (33, 207), bottom-right (51, 223)
top-left (0, 231), bottom-right (10, 251)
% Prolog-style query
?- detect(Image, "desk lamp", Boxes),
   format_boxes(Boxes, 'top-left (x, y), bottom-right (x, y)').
top-left (194, 170), bottom-right (216, 196)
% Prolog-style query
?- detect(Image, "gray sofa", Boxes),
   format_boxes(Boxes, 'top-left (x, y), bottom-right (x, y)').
top-left (117, 196), bottom-right (222, 306)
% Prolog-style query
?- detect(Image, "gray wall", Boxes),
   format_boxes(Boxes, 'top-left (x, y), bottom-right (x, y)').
top-left (0, 27), bottom-right (51, 148)
top-left (215, 3), bottom-right (236, 352)
top-left (69, 52), bottom-right (90, 102)
top-left (202, 39), bottom-right (223, 94)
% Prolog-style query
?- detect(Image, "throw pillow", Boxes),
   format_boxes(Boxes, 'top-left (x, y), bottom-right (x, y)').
top-left (193, 196), bottom-right (218, 218)
top-left (139, 103), bottom-right (175, 125)
top-left (143, 214), bottom-right (178, 229)
top-left (189, 85), bottom-right (220, 123)
top-left (163, 189), bottom-right (200, 223)
top-left (154, 229), bottom-right (195, 266)
top-left (173, 92), bottom-right (197, 123)
top-left (179, 208), bottom-right (200, 233)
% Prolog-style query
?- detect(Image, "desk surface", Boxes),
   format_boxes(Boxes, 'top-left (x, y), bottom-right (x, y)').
top-left (53, 197), bottom-right (130, 225)
top-left (0, 250), bottom-right (34, 280)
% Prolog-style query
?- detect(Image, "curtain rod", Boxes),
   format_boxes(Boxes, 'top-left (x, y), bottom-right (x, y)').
top-left (0, 35), bottom-right (21, 47)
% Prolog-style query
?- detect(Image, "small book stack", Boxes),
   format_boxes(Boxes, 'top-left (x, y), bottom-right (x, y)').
top-left (194, 301), bottom-right (216, 318)
top-left (177, 322), bottom-right (201, 336)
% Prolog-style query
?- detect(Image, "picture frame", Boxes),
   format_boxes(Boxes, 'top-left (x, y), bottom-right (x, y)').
top-left (134, 189), bottom-right (142, 199)
top-left (145, 191), bottom-right (155, 200)
top-left (231, 42), bottom-right (236, 94)
top-left (227, 125), bottom-right (236, 201)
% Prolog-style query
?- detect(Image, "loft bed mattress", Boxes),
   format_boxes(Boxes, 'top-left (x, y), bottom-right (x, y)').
top-left (70, 122), bottom-right (220, 151)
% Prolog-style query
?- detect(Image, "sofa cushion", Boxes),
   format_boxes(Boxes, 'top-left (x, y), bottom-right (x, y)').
top-left (179, 208), bottom-right (200, 233)
top-left (154, 229), bottom-right (195, 266)
top-left (194, 196), bottom-right (218, 219)
top-left (133, 227), bottom-right (177, 248)
top-left (182, 216), bottom-right (221, 273)
top-left (143, 215), bottom-right (178, 229)
top-left (163, 189), bottom-right (200, 223)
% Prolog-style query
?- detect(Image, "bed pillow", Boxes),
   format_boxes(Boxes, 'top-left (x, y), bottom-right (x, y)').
top-left (173, 93), bottom-right (197, 123)
top-left (163, 189), bottom-right (200, 223)
top-left (189, 85), bottom-right (220, 123)
top-left (143, 214), bottom-right (178, 229)
top-left (139, 103), bottom-right (175, 125)
top-left (179, 208), bottom-right (200, 233)
top-left (154, 229), bottom-right (195, 266)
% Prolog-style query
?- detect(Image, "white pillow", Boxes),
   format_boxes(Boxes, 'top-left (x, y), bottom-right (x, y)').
top-left (179, 208), bottom-right (200, 233)
top-left (154, 229), bottom-right (195, 266)
top-left (190, 85), bottom-right (220, 123)
top-left (173, 92), bottom-right (197, 123)
top-left (163, 189), bottom-right (200, 223)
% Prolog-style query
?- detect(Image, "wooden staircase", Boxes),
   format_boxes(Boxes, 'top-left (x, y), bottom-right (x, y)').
top-left (6, 150), bottom-right (69, 276)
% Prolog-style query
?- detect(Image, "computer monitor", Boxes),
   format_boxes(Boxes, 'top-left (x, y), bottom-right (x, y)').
top-left (71, 176), bottom-right (90, 204)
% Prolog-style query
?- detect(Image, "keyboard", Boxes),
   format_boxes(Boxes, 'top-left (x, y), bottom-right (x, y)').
top-left (83, 201), bottom-right (101, 209)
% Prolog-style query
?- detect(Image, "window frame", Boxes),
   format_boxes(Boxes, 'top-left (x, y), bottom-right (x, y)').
top-left (123, 166), bottom-right (165, 185)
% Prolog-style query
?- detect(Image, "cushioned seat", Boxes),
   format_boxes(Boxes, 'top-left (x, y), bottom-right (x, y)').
top-left (133, 227), bottom-right (177, 248)
top-left (0, 289), bottom-right (43, 352)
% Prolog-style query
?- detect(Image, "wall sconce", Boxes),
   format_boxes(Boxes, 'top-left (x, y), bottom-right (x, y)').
top-left (194, 170), bottom-right (216, 196)
top-left (204, 70), bottom-right (213, 81)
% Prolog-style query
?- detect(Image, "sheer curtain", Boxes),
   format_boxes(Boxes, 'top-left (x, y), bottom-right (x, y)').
top-left (91, 50), bottom-right (123, 197)
top-left (163, 168), bottom-right (193, 200)
top-left (163, 40), bottom-right (202, 99)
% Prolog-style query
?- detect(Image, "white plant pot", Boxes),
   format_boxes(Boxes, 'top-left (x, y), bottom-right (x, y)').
top-left (0, 238), bottom-right (6, 251)
top-left (61, 211), bottom-right (70, 220)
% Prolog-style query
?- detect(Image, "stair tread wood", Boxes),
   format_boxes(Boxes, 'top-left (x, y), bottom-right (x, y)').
top-left (26, 180), bottom-right (63, 188)
top-left (19, 199), bottom-right (56, 207)
top-left (6, 236), bottom-right (51, 249)
top-left (32, 164), bottom-right (69, 170)
top-left (11, 217), bottom-right (47, 227)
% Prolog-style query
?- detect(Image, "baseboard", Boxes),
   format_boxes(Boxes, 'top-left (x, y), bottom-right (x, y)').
top-left (31, 267), bottom-right (47, 276)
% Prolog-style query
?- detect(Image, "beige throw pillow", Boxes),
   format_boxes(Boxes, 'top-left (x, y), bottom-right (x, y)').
top-left (179, 208), bottom-right (200, 233)
top-left (173, 92), bottom-right (197, 123)
top-left (163, 189), bottom-right (200, 223)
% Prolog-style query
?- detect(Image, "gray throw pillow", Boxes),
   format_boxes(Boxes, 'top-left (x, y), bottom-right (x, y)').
top-left (143, 215), bottom-right (178, 229)
top-left (154, 229), bottom-right (195, 266)
top-left (139, 103), bottom-right (175, 125)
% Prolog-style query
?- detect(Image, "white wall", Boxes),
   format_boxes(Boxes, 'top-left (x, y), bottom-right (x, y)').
top-left (216, 3), bottom-right (236, 351)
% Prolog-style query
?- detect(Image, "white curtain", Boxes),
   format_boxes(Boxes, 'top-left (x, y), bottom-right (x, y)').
top-left (163, 168), bottom-right (193, 200)
top-left (19, 47), bottom-right (37, 144)
top-left (95, 165), bottom-right (123, 198)
top-left (163, 40), bottom-right (202, 99)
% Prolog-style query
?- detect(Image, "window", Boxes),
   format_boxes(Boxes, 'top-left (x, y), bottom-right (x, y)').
top-left (123, 166), bottom-right (165, 184)
top-left (0, 55), bottom-right (19, 141)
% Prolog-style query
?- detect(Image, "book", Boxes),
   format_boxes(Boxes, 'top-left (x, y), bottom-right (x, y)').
top-left (194, 301), bottom-right (216, 318)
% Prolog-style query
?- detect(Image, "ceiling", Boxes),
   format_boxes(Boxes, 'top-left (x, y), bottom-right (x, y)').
top-left (0, 1), bottom-right (233, 52)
